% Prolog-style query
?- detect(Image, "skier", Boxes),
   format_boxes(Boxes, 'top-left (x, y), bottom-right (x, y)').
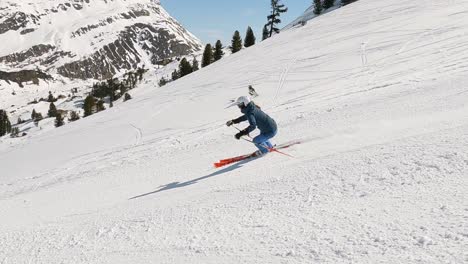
top-left (226, 96), bottom-right (277, 156)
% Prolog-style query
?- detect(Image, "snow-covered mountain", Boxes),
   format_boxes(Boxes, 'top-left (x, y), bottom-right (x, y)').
top-left (1, 0), bottom-right (468, 263)
top-left (0, 0), bottom-right (202, 80)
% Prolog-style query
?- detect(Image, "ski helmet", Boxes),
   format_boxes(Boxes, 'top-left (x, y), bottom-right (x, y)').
top-left (236, 96), bottom-right (251, 108)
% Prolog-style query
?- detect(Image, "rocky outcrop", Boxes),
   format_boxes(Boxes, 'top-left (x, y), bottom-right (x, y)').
top-left (0, 70), bottom-right (52, 87)
top-left (58, 23), bottom-right (200, 80)
top-left (0, 45), bottom-right (55, 64)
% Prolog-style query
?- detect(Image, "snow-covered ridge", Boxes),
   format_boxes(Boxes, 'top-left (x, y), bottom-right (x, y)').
top-left (0, 0), bottom-right (202, 79)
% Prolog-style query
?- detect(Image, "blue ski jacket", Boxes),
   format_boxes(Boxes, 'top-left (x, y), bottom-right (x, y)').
top-left (233, 102), bottom-right (277, 134)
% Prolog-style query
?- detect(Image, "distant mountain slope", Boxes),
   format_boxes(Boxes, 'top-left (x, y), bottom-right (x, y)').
top-left (0, 0), bottom-right (202, 80)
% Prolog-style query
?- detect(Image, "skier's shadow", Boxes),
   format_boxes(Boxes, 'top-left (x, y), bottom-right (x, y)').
top-left (129, 157), bottom-right (259, 200)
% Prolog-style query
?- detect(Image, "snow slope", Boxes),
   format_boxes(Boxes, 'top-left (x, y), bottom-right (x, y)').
top-left (282, 0), bottom-right (342, 30)
top-left (1, 0), bottom-right (468, 263)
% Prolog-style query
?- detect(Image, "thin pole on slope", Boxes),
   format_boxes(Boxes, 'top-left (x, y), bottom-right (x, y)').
top-left (231, 125), bottom-right (294, 158)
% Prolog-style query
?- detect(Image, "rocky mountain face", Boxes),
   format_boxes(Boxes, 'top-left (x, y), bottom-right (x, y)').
top-left (0, 0), bottom-right (202, 80)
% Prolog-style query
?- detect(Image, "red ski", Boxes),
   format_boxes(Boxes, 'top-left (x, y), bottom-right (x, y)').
top-left (213, 140), bottom-right (302, 168)
top-left (214, 152), bottom-right (257, 168)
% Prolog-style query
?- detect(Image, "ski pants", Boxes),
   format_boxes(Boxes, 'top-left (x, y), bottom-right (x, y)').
top-left (253, 130), bottom-right (277, 154)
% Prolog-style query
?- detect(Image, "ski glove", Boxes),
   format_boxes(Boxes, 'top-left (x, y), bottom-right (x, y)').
top-left (235, 129), bottom-right (248, 140)
top-left (226, 120), bottom-right (234, 127)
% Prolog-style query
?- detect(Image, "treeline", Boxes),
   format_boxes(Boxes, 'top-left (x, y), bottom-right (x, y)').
top-left (159, 25), bottom-right (259, 86)
top-left (158, 0), bottom-right (293, 86)
top-left (1, 68), bottom-right (148, 138)
top-left (83, 67), bottom-right (147, 117)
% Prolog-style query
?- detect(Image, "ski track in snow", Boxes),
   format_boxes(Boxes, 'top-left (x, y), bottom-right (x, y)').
top-left (1, 0), bottom-right (468, 263)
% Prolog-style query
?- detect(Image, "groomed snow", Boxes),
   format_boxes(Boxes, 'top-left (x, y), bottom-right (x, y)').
top-left (1, 0), bottom-right (468, 263)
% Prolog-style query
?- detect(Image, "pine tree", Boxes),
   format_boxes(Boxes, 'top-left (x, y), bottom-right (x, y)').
top-left (48, 102), bottom-right (58, 118)
top-left (10, 127), bottom-right (19, 138)
top-left (83, 95), bottom-right (95, 117)
top-left (96, 100), bottom-right (105, 112)
top-left (55, 113), bottom-right (64, 127)
top-left (202, 44), bottom-right (213, 67)
top-left (314, 0), bottom-right (323, 15)
top-left (323, 0), bottom-right (335, 9)
top-left (33, 112), bottom-right (43, 125)
top-left (69, 111), bottom-right (80, 122)
top-left (192, 57), bottom-right (199, 72)
top-left (123, 93), bottom-right (132, 102)
top-left (0, 110), bottom-right (12, 137)
top-left (213, 40), bottom-right (224, 61)
top-left (136, 67), bottom-right (146, 81)
top-left (171, 69), bottom-right (180, 81)
top-left (230, 30), bottom-right (243, 53)
top-left (47, 91), bottom-right (56, 102)
top-left (31, 109), bottom-right (37, 120)
top-left (265, 0), bottom-right (288, 39)
top-left (91, 82), bottom-right (107, 99)
top-left (119, 82), bottom-right (127, 97)
top-left (244, 26), bottom-right (256, 47)
top-left (179, 58), bottom-right (193, 77)
top-left (107, 78), bottom-right (117, 108)
top-left (262, 25), bottom-right (269, 41)
top-left (159, 77), bottom-right (168, 87)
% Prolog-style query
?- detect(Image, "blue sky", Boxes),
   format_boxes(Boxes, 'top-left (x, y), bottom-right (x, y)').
top-left (160, 0), bottom-right (310, 45)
